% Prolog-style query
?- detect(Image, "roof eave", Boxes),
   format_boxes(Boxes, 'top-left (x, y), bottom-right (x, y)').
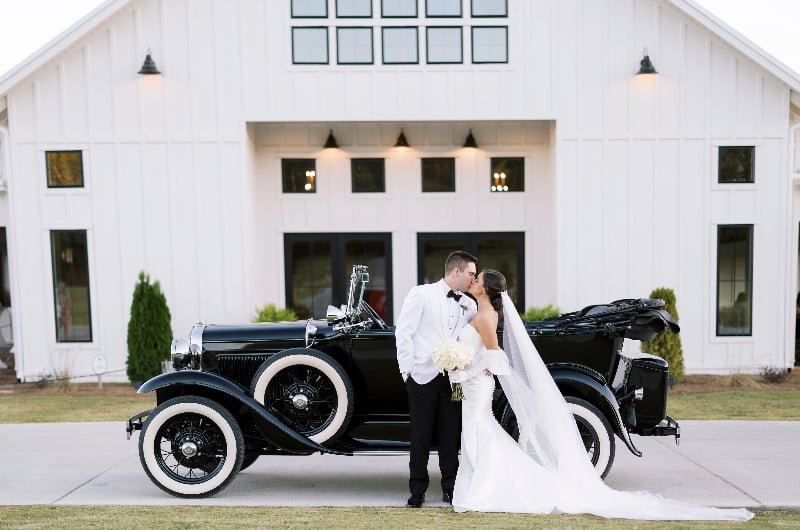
top-left (0, 0), bottom-right (131, 96)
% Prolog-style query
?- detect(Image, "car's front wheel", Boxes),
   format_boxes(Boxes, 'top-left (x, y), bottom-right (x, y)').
top-left (139, 396), bottom-right (244, 498)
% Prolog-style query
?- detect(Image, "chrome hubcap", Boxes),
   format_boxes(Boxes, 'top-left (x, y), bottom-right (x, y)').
top-left (291, 393), bottom-right (309, 410)
top-left (180, 440), bottom-right (198, 457)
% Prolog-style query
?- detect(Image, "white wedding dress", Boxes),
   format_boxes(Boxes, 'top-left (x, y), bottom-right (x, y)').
top-left (449, 293), bottom-right (753, 521)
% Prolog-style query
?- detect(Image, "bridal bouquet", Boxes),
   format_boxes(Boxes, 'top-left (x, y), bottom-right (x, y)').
top-left (432, 338), bottom-right (475, 401)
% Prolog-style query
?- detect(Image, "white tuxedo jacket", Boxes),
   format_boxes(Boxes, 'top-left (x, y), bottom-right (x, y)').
top-left (396, 279), bottom-right (478, 384)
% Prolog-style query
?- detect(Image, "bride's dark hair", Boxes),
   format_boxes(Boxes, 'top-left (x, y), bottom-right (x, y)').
top-left (482, 269), bottom-right (507, 312)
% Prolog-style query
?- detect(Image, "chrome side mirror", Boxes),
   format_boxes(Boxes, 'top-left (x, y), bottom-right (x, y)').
top-left (305, 320), bottom-right (318, 347)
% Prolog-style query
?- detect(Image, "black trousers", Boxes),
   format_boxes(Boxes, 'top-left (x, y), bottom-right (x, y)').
top-left (406, 373), bottom-right (462, 496)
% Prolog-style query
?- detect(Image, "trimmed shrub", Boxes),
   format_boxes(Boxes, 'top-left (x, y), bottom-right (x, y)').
top-left (640, 287), bottom-right (685, 383)
top-left (126, 272), bottom-right (172, 385)
top-left (521, 304), bottom-right (561, 322)
top-left (253, 303), bottom-right (298, 322)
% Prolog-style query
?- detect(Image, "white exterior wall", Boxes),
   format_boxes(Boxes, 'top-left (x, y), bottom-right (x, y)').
top-left (0, 0), bottom-right (797, 381)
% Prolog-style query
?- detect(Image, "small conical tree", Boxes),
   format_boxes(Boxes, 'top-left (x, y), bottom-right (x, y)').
top-left (127, 272), bottom-right (172, 385)
top-left (640, 287), bottom-right (685, 383)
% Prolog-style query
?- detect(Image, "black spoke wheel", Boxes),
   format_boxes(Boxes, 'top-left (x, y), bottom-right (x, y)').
top-left (139, 396), bottom-right (243, 497)
top-left (251, 349), bottom-right (354, 444)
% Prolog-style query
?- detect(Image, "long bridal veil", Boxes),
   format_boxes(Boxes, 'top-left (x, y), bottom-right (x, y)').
top-left (496, 292), bottom-right (753, 521)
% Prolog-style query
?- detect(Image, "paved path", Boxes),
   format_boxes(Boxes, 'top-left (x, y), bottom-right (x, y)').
top-left (0, 420), bottom-right (797, 508)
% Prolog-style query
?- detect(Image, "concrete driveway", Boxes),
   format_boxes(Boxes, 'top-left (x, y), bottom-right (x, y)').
top-left (0, 420), bottom-right (797, 508)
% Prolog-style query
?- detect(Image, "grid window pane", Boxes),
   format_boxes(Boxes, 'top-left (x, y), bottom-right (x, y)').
top-left (472, 26), bottom-right (507, 63)
top-left (490, 157), bottom-right (524, 192)
top-left (382, 27), bottom-right (418, 64)
top-left (46, 151), bottom-right (84, 188)
top-left (337, 0), bottom-right (372, 17)
top-left (426, 27), bottom-right (462, 63)
top-left (351, 158), bottom-right (385, 192)
top-left (292, 27), bottom-right (329, 64)
top-left (426, 0), bottom-right (462, 17)
top-left (471, 0), bottom-right (507, 16)
top-left (382, 0), bottom-right (418, 17)
top-left (282, 159), bottom-right (317, 193)
top-left (338, 27), bottom-right (374, 64)
top-left (718, 146), bottom-right (754, 183)
top-left (421, 158), bottom-right (455, 192)
top-left (51, 230), bottom-right (92, 342)
top-left (292, 0), bottom-right (327, 17)
top-left (716, 225), bottom-right (753, 336)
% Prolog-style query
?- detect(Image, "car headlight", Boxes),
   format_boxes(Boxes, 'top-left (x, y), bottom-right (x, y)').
top-left (171, 323), bottom-right (205, 370)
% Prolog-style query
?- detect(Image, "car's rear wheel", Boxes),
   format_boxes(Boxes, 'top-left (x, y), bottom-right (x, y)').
top-left (139, 396), bottom-right (243, 498)
top-left (251, 349), bottom-right (354, 444)
top-left (499, 396), bottom-right (615, 479)
top-left (565, 396), bottom-right (615, 479)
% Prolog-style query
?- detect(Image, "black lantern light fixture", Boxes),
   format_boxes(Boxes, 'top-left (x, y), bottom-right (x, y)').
top-left (138, 49), bottom-right (160, 75)
top-left (463, 129), bottom-right (478, 148)
top-left (395, 128), bottom-right (410, 148)
top-left (324, 129), bottom-right (339, 149)
top-left (636, 48), bottom-right (657, 75)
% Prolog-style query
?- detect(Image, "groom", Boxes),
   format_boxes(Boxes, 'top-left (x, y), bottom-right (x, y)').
top-left (396, 250), bottom-right (478, 507)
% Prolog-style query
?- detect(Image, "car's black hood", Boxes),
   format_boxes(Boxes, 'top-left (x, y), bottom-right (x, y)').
top-left (201, 320), bottom-right (335, 345)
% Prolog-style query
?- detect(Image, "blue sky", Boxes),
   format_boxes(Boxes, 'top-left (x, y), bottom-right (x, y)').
top-left (0, 0), bottom-right (799, 76)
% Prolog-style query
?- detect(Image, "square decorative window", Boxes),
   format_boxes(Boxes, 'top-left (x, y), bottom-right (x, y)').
top-left (337, 27), bottom-right (374, 64)
top-left (471, 0), bottom-right (507, 16)
top-left (718, 146), bottom-right (754, 183)
top-left (426, 27), bottom-right (462, 64)
top-left (382, 0), bottom-right (418, 17)
top-left (51, 230), bottom-right (92, 342)
top-left (426, 0), bottom-right (462, 17)
top-left (282, 159), bottom-right (317, 193)
top-left (292, 0), bottom-right (327, 17)
top-left (46, 151), bottom-right (84, 188)
top-left (421, 158), bottom-right (455, 192)
top-left (351, 158), bottom-right (385, 192)
top-left (472, 26), bottom-right (507, 63)
top-left (490, 157), bottom-right (524, 192)
top-left (716, 225), bottom-right (753, 336)
top-left (292, 27), bottom-right (329, 64)
top-left (382, 27), bottom-right (418, 64)
top-left (337, 0), bottom-right (372, 17)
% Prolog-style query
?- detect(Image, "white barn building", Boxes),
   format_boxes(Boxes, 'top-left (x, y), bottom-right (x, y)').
top-left (0, 0), bottom-right (799, 383)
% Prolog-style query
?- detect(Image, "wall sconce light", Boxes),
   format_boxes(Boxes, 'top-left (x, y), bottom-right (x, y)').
top-left (491, 172), bottom-right (508, 192)
top-left (138, 49), bottom-right (161, 75)
top-left (463, 129), bottom-right (478, 148)
top-left (324, 130), bottom-right (339, 149)
top-left (395, 128), bottom-right (410, 148)
top-left (636, 48), bottom-right (657, 75)
top-left (304, 169), bottom-right (316, 192)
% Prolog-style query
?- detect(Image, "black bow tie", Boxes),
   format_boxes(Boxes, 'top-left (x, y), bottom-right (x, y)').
top-left (447, 290), bottom-right (462, 302)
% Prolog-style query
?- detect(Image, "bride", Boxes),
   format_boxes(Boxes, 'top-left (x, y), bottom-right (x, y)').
top-left (447, 269), bottom-right (753, 521)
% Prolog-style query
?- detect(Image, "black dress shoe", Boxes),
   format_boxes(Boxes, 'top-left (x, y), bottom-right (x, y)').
top-left (406, 494), bottom-right (424, 508)
top-left (442, 491), bottom-right (453, 504)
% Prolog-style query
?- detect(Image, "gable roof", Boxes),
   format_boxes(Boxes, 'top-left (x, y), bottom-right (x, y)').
top-left (0, 0), bottom-right (130, 98)
top-left (670, 0), bottom-right (800, 93)
top-left (1, 0), bottom-right (799, 102)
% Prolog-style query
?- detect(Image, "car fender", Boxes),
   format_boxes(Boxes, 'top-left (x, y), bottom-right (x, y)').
top-left (138, 371), bottom-right (349, 456)
top-left (549, 365), bottom-right (642, 457)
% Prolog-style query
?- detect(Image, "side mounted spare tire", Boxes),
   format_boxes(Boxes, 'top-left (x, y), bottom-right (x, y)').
top-left (251, 348), bottom-right (354, 444)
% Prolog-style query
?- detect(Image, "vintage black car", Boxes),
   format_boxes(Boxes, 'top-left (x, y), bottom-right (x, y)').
top-left (126, 265), bottom-right (680, 498)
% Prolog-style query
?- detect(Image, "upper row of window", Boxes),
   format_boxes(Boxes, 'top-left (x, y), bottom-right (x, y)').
top-left (282, 156), bottom-right (524, 193)
top-left (41, 146), bottom-right (755, 190)
top-left (293, 26), bottom-right (507, 64)
top-left (293, 0), bottom-right (508, 18)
